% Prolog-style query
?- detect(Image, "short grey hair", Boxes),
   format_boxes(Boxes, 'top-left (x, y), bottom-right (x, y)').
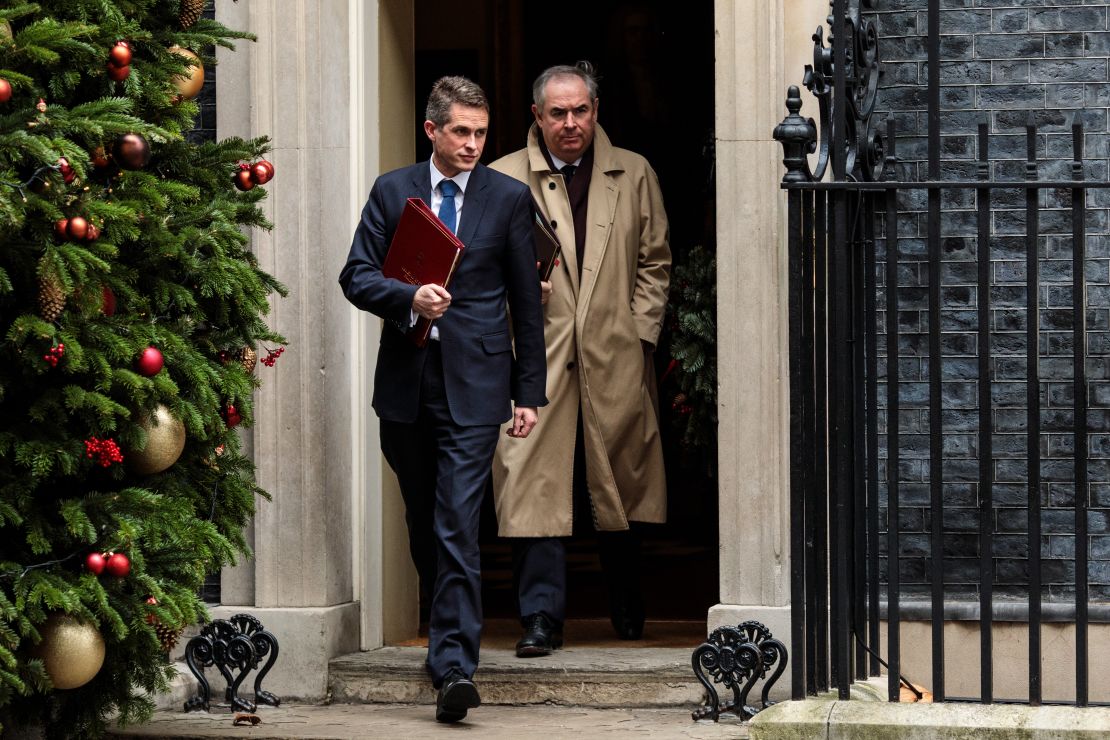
top-left (532, 61), bottom-right (599, 110)
top-left (425, 76), bottom-right (489, 127)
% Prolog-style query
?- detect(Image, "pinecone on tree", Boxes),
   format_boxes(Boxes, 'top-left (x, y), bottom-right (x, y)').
top-left (154, 621), bottom-right (182, 654)
top-left (37, 274), bottom-right (65, 321)
top-left (240, 346), bottom-right (257, 374)
top-left (179, 0), bottom-right (205, 29)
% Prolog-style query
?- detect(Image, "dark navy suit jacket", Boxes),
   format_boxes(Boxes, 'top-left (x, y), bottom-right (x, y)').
top-left (339, 162), bottom-right (548, 426)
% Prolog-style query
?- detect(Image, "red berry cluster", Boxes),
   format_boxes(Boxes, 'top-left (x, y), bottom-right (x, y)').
top-left (261, 346), bottom-right (285, 367)
top-left (670, 392), bottom-right (693, 417)
top-left (42, 343), bottom-right (65, 367)
top-left (84, 437), bottom-right (124, 467)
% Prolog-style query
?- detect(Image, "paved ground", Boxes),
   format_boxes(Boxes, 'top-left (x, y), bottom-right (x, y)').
top-left (108, 703), bottom-right (751, 739)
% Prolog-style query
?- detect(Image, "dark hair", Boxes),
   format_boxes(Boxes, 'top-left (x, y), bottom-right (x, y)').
top-left (425, 76), bottom-right (489, 127)
top-left (532, 61), bottom-right (600, 109)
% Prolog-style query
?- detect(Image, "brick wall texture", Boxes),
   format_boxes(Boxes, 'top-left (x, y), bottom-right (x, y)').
top-left (870, 0), bottom-right (1110, 602)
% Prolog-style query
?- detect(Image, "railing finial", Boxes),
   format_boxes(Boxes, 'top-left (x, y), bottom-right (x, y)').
top-left (773, 86), bottom-right (817, 183)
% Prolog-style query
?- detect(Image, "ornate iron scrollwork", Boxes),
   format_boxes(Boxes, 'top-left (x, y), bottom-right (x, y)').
top-left (184, 613), bottom-right (282, 713)
top-left (774, 0), bottom-right (883, 183)
top-left (691, 620), bottom-right (788, 722)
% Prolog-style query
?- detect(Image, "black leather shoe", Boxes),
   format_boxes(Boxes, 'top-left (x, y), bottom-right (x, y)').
top-left (435, 669), bottom-right (480, 723)
top-left (609, 585), bottom-right (645, 640)
top-left (515, 613), bottom-right (564, 657)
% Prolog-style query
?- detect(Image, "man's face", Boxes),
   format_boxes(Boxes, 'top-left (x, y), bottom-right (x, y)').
top-left (425, 103), bottom-right (488, 177)
top-left (532, 76), bottom-right (598, 163)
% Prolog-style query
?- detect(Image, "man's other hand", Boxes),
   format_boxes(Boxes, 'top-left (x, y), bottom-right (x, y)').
top-left (537, 262), bottom-right (553, 305)
top-left (507, 406), bottom-right (538, 438)
top-left (413, 284), bottom-right (452, 319)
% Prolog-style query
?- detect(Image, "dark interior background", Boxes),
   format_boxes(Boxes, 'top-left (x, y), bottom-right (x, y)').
top-left (415, 0), bottom-right (718, 622)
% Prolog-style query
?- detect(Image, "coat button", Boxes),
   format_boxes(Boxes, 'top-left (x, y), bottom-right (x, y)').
top-left (550, 220), bottom-right (557, 229)
top-left (548, 181), bottom-right (556, 190)
top-left (566, 361), bottom-right (576, 370)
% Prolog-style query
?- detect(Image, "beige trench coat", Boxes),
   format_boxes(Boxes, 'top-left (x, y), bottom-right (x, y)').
top-left (490, 124), bottom-right (671, 537)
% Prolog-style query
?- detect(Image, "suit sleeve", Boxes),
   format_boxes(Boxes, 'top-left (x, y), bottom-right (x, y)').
top-left (338, 179), bottom-right (418, 325)
top-left (631, 164), bottom-right (672, 347)
top-left (504, 186), bottom-right (548, 408)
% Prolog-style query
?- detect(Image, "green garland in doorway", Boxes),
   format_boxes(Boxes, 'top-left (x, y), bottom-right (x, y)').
top-left (663, 245), bottom-right (717, 464)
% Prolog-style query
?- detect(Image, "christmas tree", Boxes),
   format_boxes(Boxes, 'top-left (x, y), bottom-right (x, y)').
top-left (0, 1), bottom-right (285, 735)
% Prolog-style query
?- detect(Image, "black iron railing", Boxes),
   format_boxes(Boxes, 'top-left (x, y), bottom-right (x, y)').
top-left (775, 0), bottom-right (1109, 707)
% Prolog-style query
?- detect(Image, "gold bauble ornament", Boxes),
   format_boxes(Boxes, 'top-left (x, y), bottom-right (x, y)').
top-left (168, 46), bottom-right (204, 100)
top-left (33, 613), bottom-right (106, 690)
top-left (129, 404), bottom-right (186, 475)
top-left (0, 21), bottom-right (12, 44)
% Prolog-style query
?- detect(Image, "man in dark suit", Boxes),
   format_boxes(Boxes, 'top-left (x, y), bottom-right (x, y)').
top-left (339, 76), bottom-right (547, 723)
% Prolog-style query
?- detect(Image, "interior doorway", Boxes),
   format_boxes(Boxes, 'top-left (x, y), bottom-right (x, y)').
top-left (413, 0), bottom-right (718, 629)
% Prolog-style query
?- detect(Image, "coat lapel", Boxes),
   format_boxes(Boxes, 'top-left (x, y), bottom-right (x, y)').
top-left (409, 162), bottom-right (432, 204)
top-left (576, 168), bottom-right (618, 321)
top-left (456, 165), bottom-right (489, 247)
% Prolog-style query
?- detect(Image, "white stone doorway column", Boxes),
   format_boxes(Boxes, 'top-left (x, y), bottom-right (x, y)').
top-left (211, 0), bottom-right (419, 701)
top-left (710, 0), bottom-right (827, 682)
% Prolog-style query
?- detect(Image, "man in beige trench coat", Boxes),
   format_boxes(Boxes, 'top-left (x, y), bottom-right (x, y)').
top-left (490, 63), bottom-right (671, 656)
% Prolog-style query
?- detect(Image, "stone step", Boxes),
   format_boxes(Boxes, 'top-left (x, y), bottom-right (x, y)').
top-left (329, 646), bottom-right (707, 708)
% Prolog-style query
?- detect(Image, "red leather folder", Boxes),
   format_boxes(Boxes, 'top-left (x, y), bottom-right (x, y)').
top-left (382, 198), bottom-right (465, 347)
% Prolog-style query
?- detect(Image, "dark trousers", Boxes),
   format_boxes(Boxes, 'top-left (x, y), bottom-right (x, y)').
top-left (512, 412), bottom-right (642, 627)
top-left (380, 343), bottom-right (499, 687)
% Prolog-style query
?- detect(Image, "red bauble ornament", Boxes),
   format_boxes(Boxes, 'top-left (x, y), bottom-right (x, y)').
top-left (113, 133), bottom-right (150, 170)
top-left (224, 404), bottom-right (242, 428)
top-left (91, 145), bottom-right (110, 169)
top-left (84, 223), bottom-right (100, 242)
top-left (109, 42), bottom-right (132, 67)
top-left (84, 552), bottom-right (106, 575)
top-left (57, 157), bottom-right (75, 184)
top-left (136, 346), bottom-right (164, 376)
top-left (54, 218), bottom-right (69, 241)
top-left (101, 286), bottom-right (116, 316)
top-left (66, 216), bottom-right (89, 241)
top-left (106, 62), bottom-right (131, 82)
top-left (105, 552), bottom-right (130, 578)
top-left (233, 168), bottom-right (255, 191)
top-left (250, 160), bottom-right (274, 184)
top-left (0, 78), bottom-right (10, 103)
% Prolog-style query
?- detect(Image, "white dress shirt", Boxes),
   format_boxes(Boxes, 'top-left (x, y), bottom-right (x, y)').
top-left (414, 159), bottom-right (471, 340)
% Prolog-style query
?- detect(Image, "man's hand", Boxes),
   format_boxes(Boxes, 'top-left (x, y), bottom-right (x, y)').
top-left (537, 262), bottom-right (553, 305)
top-left (413, 284), bottom-right (451, 320)
top-left (507, 406), bottom-right (538, 438)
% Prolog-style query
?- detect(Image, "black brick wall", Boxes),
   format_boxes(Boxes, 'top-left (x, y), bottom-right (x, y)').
top-left (870, 0), bottom-right (1110, 602)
